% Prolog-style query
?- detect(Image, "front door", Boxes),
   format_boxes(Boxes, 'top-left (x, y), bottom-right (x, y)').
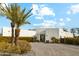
top-left (40, 34), bottom-right (45, 42)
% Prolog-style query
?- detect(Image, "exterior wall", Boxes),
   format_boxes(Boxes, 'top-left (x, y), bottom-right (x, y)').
top-left (35, 28), bottom-right (46, 41)
top-left (35, 28), bottom-right (73, 42)
top-left (19, 30), bottom-right (36, 37)
top-left (2, 27), bottom-right (73, 42)
top-left (45, 28), bottom-right (59, 42)
top-left (2, 27), bottom-right (12, 36)
top-left (2, 27), bottom-right (36, 37)
top-left (59, 29), bottom-right (73, 38)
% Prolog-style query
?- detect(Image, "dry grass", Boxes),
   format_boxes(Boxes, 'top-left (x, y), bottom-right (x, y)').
top-left (0, 36), bottom-right (32, 54)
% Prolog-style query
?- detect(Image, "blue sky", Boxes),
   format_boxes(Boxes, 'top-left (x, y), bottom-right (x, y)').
top-left (0, 3), bottom-right (79, 30)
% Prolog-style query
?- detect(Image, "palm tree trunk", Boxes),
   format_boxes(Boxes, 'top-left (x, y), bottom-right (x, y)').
top-left (15, 28), bottom-right (20, 45)
top-left (11, 22), bottom-right (15, 45)
top-left (73, 33), bottom-right (75, 38)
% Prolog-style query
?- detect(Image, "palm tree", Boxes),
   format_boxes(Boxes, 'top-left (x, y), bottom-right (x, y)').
top-left (14, 8), bottom-right (32, 45)
top-left (0, 3), bottom-right (32, 45)
top-left (71, 28), bottom-right (75, 38)
top-left (0, 4), bottom-right (21, 45)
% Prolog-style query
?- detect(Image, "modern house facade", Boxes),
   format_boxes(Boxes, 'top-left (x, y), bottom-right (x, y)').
top-left (1, 27), bottom-right (73, 42)
top-left (35, 28), bottom-right (73, 42)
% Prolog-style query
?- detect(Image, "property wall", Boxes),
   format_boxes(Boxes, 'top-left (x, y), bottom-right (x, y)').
top-left (2, 27), bottom-right (36, 37)
top-left (20, 30), bottom-right (36, 37)
top-left (2, 27), bottom-right (12, 36)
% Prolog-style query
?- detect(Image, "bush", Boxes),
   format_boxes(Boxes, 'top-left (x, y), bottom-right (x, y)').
top-left (63, 37), bottom-right (79, 45)
top-left (32, 36), bottom-right (40, 42)
top-left (64, 38), bottom-right (73, 44)
top-left (0, 36), bottom-right (40, 42)
top-left (60, 38), bottom-right (64, 43)
top-left (0, 40), bottom-right (31, 54)
top-left (19, 37), bottom-right (33, 42)
top-left (45, 40), bottom-right (49, 43)
top-left (18, 40), bottom-right (31, 54)
top-left (0, 36), bottom-right (11, 42)
top-left (51, 37), bottom-right (60, 43)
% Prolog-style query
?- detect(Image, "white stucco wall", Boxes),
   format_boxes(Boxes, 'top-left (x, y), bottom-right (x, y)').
top-left (2, 27), bottom-right (36, 37)
top-left (35, 28), bottom-right (73, 42)
top-left (2, 27), bottom-right (12, 36)
top-left (45, 28), bottom-right (59, 42)
top-left (35, 28), bottom-right (46, 41)
top-left (19, 30), bottom-right (36, 37)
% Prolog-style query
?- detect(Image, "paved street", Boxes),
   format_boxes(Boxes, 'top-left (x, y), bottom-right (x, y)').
top-left (28, 42), bottom-right (79, 56)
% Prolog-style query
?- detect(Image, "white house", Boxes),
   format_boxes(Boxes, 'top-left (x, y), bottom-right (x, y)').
top-left (1, 27), bottom-right (73, 42)
top-left (35, 28), bottom-right (73, 42)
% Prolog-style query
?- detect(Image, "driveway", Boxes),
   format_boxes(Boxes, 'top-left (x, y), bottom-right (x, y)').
top-left (28, 42), bottom-right (79, 56)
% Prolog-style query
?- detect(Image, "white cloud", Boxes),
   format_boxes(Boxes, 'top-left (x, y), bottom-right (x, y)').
top-left (59, 18), bottom-right (64, 22)
top-left (33, 18), bottom-right (71, 28)
top-left (33, 23), bottom-right (41, 26)
top-left (33, 20), bottom-right (57, 28)
top-left (32, 4), bottom-right (39, 15)
top-left (35, 16), bottom-right (43, 20)
top-left (39, 7), bottom-right (55, 16)
top-left (68, 4), bottom-right (79, 14)
top-left (32, 4), bottom-right (55, 20)
top-left (66, 17), bottom-right (71, 21)
top-left (32, 4), bottom-right (39, 10)
top-left (67, 11), bottom-right (71, 15)
top-left (40, 5), bottom-right (45, 7)
top-left (59, 22), bottom-right (65, 26)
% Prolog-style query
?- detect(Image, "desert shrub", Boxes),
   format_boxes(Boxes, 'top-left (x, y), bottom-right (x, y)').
top-left (33, 39), bottom-right (40, 42)
top-left (64, 38), bottom-right (73, 44)
top-left (18, 40), bottom-right (31, 54)
top-left (45, 40), bottom-right (49, 43)
top-left (0, 36), bottom-right (33, 42)
top-left (32, 36), bottom-right (40, 42)
top-left (19, 37), bottom-right (33, 42)
top-left (73, 37), bottom-right (79, 45)
top-left (0, 40), bottom-right (31, 54)
top-left (51, 37), bottom-right (60, 43)
top-left (0, 36), bottom-right (11, 42)
top-left (63, 37), bottom-right (79, 45)
top-left (60, 38), bottom-right (64, 43)
top-left (19, 37), bottom-right (40, 42)
top-left (32, 36), bottom-right (37, 42)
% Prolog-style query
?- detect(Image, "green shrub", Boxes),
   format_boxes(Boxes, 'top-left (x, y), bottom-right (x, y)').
top-left (45, 40), bottom-right (49, 43)
top-left (63, 37), bottom-right (79, 45)
top-left (0, 40), bottom-right (31, 54)
top-left (32, 36), bottom-right (40, 42)
top-left (73, 37), bottom-right (79, 45)
top-left (19, 37), bottom-right (33, 42)
top-left (0, 36), bottom-right (39, 42)
top-left (51, 37), bottom-right (60, 43)
top-left (0, 36), bottom-right (11, 42)
top-left (64, 38), bottom-right (73, 44)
